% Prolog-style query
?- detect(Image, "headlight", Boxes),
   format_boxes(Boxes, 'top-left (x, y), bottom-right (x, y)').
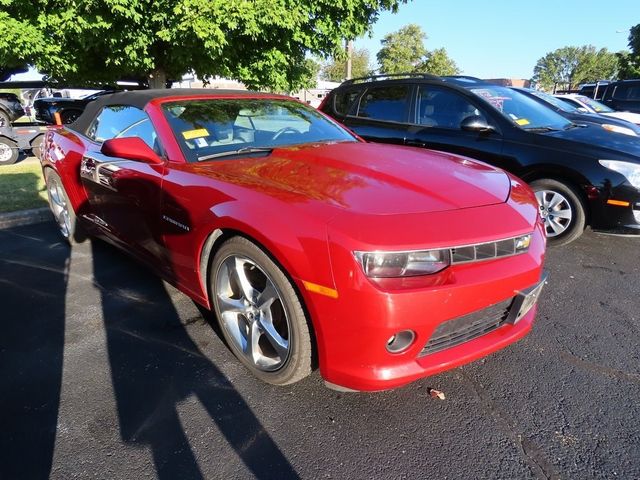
top-left (601, 124), bottom-right (637, 137)
top-left (599, 160), bottom-right (640, 188)
top-left (354, 249), bottom-right (450, 277)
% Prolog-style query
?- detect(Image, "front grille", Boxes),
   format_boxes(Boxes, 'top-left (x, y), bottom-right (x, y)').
top-left (449, 236), bottom-right (525, 264)
top-left (419, 298), bottom-right (513, 356)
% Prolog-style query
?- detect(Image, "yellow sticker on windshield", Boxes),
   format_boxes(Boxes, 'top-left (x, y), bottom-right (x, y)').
top-left (182, 128), bottom-right (209, 140)
top-left (516, 118), bottom-right (530, 126)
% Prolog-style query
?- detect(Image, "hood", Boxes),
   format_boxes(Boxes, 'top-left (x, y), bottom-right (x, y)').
top-left (541, 124), bottom-right (640, 158)
top-left (192, 142), bottom-right (511, 216)
top-left (602, 111), bottom-right (640, 126)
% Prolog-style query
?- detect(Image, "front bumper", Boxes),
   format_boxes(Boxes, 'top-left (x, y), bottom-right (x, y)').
top-left (307, 221), bottom-right (546, 392)
top-left (588, 184), bottom-right (640, 232)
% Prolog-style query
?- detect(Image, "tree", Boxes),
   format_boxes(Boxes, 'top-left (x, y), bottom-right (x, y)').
top-left (532, 45), bottom-right (618, 92)
top-left (617, 24), bottom-right (640, 79)
top-left (0, 4), bottom-right (50, 80)
top-left (377, 24), bottom-right (427, 74)
top-left (417, 48), bottom-right (460, 76)
top-left (321, 49), bottom-right (373, 82)
top-left (0, 0), bottom-right (406, 90)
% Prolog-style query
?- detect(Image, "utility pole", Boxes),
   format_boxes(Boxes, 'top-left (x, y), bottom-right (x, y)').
top-left (345, 39), bottom-right (353, 80)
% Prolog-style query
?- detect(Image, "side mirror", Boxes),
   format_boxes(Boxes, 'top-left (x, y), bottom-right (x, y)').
top-left (101, 137), bottom-right (163, 165)
top-left (460, 115), bottom-right (495, 133)
top-left (577, 107), bottom-right (589, 113)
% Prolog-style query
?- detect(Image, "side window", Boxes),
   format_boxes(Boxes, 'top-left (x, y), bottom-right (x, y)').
top-left (613, 85), bottom-right (628, 100)
top-left (334, 87), bottom-right (362, 115)
top-left (417, 86), bottom-right (484, 129)
top-left (357, 85), bottom-right (410, 122)
top-left (87, 105), bottom-right (159, 152)
top-left (626, 85), bottom-right (640, 100)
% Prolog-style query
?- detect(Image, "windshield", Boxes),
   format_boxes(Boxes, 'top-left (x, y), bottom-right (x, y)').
top-left (471, 86), bottom-right (572, 131)
top-left (575, 95), bottom-right (614, 113)
top-left (524, 89), bottom-right (579, 113)
top-left (163, 98), bottom-right (357, 162)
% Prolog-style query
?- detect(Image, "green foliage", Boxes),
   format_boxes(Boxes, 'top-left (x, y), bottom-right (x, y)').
top-left (617, 24), bottom-right (640, 80)
top-left (0, 0), bottom-right (406, 90)
top-left (376, 24), bottom-right (460, 77)
top-left (416, 48), bottom-right (460, 76)
top-left (377, 23), bottom-right (427, 74)
top-left (321, 48), bottom-right (373, 82)
top-left (532, 45), bottom-right (618, 91)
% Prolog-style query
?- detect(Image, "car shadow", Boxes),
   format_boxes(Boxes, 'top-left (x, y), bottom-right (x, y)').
top-left (0, 223), bottom-right (69, 479)
top-left (90, 238), bottom-right (299, 479)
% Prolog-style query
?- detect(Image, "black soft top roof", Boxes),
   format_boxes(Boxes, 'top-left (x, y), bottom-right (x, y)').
top-left (70, 88), bottom-right (280, 134)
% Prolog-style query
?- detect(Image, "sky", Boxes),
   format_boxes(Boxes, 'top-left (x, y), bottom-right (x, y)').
top-left (9, 1), bottom-right (638, 82)
top-left (354, 0), bottom-right (638, 79)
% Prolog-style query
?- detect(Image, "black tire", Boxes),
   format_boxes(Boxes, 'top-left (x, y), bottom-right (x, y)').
top-left (210, 236), bottom-right (313, 385)
top-left (0, 110), bottom-right (10, 128)
top-left (30, 135), bottom-right (44, 159)
top-left (530, 178), bottom-right (586, 246)
top-left (61, 110), bottom-right (82, 124)
top-left (44, 168), bottom-right (86, 244)
top-left (0, 138), bottom-right (19, 165)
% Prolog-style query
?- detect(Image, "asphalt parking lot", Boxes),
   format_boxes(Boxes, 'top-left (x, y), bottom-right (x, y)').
top-left (1, 222), bottom-right (639, 480)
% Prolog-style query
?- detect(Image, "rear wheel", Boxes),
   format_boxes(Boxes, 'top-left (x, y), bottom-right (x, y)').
top-left (0, 138), bottom-right (18, 165)
top-left (44, 169), bottom-right (85, 244)
top-left (61, 110), bottom-right (82, 124)
top-left (530, 178), bottom-right (586, 246)
top-left (210, 236), bottom-right (313, 385)
top-left (0, 110), bottom-right (10, 128)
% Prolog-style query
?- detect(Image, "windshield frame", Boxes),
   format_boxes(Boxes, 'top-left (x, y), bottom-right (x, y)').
top-left (523, 89), bottom-right (579, 113)
top-left (575, 95), bottom-right (615, 113)
top-left (160, 97), bottom-right (359, 162)
top-left (471, 85), bottom-right (572, 131)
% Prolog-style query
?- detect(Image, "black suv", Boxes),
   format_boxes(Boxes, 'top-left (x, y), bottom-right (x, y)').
top-left (320, 74), bottom-right (640, 245)
top-left (600, 80), bottom-right (640, 114)
top-left (0, 92), bottom-right (25, 128)
top-left (33, 90), bottom-right (112, 125)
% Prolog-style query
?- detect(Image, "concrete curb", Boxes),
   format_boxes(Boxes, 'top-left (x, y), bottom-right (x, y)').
top-left (0, 207), bottom-right (52, 230)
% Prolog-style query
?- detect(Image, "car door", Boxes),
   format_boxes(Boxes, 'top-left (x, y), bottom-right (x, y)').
top-left (405, 85), bottom-right (505, 166)
top-left (80, 105), bottom-right (166, 263)
top-left (341, 84), bottom-right (413, 145)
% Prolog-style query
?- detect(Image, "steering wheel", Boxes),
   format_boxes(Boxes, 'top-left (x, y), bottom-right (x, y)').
top-left (271, 127), bottom-right (300, 141)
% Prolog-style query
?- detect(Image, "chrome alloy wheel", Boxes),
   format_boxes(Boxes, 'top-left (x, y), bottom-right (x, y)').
top-left (535, 189), bottom-right (573, 237)
top-left (0, 142), bottom-right (13, 163)
top-left (47, 175), bottom-right (71, 238)
top-left (215, 255), bottom-right (291, 371)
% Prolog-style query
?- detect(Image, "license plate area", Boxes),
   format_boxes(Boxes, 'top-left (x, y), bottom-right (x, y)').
top-left (506, 272), bottom-right (548, 325)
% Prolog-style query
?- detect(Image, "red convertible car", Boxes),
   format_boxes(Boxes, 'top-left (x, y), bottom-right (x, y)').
top-left (41, 89), bottom-right (546, 391)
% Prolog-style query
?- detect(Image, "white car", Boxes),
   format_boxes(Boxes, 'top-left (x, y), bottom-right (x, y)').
top-left (556, 94), bottom-right (640, 126)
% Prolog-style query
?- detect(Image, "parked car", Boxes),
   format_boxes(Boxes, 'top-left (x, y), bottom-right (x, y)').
top-left (41, 89), bottom-right (546, 392)
top-left (555, 93), bottom-right (640, 126)
top-left (34, 90), bottom-right (112, 125)
top-left (513, 87), bottom-right (640, 136)
top-left (320, 74), bottom-right (640, 244)
top-left (0, 92), bottom-right (25, 128)
top-left (600, 79), bottom-right (640, 114)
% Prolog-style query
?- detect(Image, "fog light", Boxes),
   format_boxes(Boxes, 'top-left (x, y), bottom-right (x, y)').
top-left (386, 330), bottom-right (415, 353)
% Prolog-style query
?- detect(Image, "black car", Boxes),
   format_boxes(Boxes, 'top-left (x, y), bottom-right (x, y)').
top-left (0, 92), bottom-right (25, 128)
top-left (34, 90), bottom-right (112, 125)
top-left (512, 87), bottom-right (640, 137)
top-left (600, 80), bottom-right (640, 114)
top-left (320, 74), bottom-right (640, 245)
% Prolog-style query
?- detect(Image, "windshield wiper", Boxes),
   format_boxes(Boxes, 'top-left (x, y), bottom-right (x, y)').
top-left (522, 126), bottom-right (561, 132)
top-left (198, 146), bottom-right (273, 161)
